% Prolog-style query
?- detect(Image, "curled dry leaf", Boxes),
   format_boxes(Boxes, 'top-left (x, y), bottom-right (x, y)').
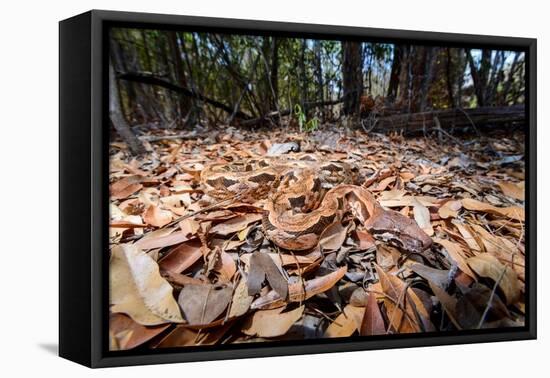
top-left (438, 200), bottom-right (462, 219)
top-left (409, 263), bottom-right (451, 289)
top-left (242, 305), bottom-right (304, 338)
top-left (110, 244), bottom-right (184, 325)
top-left (412, 200), bottom-right (434, 236)
top-left (467, 254), bottom-right (521, 305)
top-left (251, 266), bottom-right (347, 310)
top-left (179, 218), bottom-right (200, 237)
top-left (143, 204), bottom-right (173, 228)
top-left (177, 283), bottom-right (233, 325)
top-left (462, 198), bottom-right (524, 222)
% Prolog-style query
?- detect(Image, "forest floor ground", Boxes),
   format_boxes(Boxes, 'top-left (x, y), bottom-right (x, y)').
top-left (108, 126), bottom-right (526, 350)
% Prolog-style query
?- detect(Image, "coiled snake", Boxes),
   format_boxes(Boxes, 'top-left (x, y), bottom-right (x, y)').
top-left (201, 154), bottom-right (432, 253)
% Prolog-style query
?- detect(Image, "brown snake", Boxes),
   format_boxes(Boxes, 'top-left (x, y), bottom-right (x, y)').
top-left (201, 154), bottom-right (432, 253)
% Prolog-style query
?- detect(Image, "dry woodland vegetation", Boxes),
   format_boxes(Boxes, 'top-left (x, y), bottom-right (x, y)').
top-left (109, 126), bottom-right (525, 350)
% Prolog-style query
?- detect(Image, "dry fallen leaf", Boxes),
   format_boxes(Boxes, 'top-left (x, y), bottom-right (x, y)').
top-left (467, 254), bottom-right (521, 305)
top-left (462, 198), bottom-right (524, 222)
top-left (433, 237), bottom-right (477, 279)
top-left (319, 222), bottom-right (348, 251)
top-left (375, 263), bottom-right (433, 333)
top-left (248, 252), bottom-right (288, 298)
top-left (497, 181), bottom-right (524, 201)
top-left (143, 204), bottom-right (173, 227)
top-left (209, 213), bottom-right (263, 236)
top-left (177, 283), bottom-right (233, 325)
top-left (242, 305), bottom-right (304, 338)
top-left (412, 200), bottom-right (434, 236)
top-left (109, 313), bottom-right (170, 350)
top-left (158, 239), bottom-right (203, 273)
top-left (324, 305), bottom-right (364, 338)
top-left (110, 244), bottom-right (184, 325)
top-left (360, 293), bottom-right (386, 336)
top-left (251, 266), bottom-right (347, 310)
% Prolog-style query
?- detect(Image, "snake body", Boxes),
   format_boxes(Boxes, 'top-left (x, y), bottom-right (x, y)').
top-left (201, 154), bottom-right (432, 253)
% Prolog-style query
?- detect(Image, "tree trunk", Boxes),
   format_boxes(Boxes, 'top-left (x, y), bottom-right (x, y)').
top-left (467, 49), bottom-right (491, 107)
top-left (109, 59), bottom-right (145, 155)
top-left (397, 46), bottom-right (412, 111)
top-left (342, 41), bottom-right (363, 115)
top-left (387, 45), bottom-right (402, 101)
top-left (270, 38), bottom-right (279, 110)
top-left (419, 47), bottom-right (437, 111)
top-left (168, 31), bottom-right (191, 128)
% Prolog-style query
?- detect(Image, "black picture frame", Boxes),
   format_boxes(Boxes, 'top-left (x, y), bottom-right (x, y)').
top-left (59, 9), bottom-right (537, 368)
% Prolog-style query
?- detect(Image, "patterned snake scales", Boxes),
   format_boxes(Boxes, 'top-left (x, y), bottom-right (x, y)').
top-left (201, 154), bottom-right (432, 253)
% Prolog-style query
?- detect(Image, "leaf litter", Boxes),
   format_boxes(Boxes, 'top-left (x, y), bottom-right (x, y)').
top-left (108, 127), bottom-right (526, 349)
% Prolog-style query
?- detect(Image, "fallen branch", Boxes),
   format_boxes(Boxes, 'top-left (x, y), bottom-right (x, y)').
top-left (371, 105), bottom-right (525, 134)
top-left (117, 71), bottom-right (253, 120)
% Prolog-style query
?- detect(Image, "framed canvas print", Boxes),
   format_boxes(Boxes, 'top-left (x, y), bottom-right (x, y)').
top-left (59, 10), bottom-right (536, 368)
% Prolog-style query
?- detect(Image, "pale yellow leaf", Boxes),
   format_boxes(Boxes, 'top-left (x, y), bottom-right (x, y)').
top-left (110, 244), bottom-right (184, 325)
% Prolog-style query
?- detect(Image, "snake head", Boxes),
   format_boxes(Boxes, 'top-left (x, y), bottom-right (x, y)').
top-left (365, 208), bottom-right (433, 254)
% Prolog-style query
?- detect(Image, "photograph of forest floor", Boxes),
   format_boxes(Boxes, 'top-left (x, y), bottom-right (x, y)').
top-left (108, 125), bottom-right (525, 350)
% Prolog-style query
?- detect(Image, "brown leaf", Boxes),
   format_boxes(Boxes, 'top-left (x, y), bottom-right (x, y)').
top-left (324, 305), bottom-right (364, 338)
top-left (319, 222), bottom-right (348, 251)
top-left (451, 220), bottom-right (481, 251)
top-left (214, 250), bottom-right (237, 282)
top-left (413, 200), bottom-right (434, 236)
top-left (177, 283), bottom-right (233, 325)
top-left (155, 322), bottom-right (232, 348)
top-left (371, 176), bottom-right (396, 191)
top-left (438, 200), bottom-right (462, 219)
top-left (360, 293), bottom-right (386, 336)
top-left (135, 229), bottom-right (191, 250)
top-left (109, 313), bottom-right (169, 350)
top-left (242, 305), bottom-right (304, 338)
top-left (462, 198), bottom-right (524, 222)
top-left (110, 175), bottom-right (143, 200)
top-left (375, 263), bottom-right (432, 333)
top-left (456, 283), bottom-right (510, 329)
top-left (409, 263), bottom-right (450, 289)
top-left (228, 277), bottom-right (254, 318)
top-left (497, 181), bottom-right (525, 201)
top-left (467, 254), bottom-right (520, 305)
top-left (179, 218), bottom-right (200, 237)
top-left (158, 239), bottom-right (202, 273)
top-left (428, 281), bottom-right (461, 330)
top-left (143, 204), bottom-right (173, 228)
top-left (433, 237), bottom-right (477, 279)
top-left (251, 266), bottom-right (347, 310)
top-left (248, 252), bottom-right (288, 298)
top-left (209, 213), bottom-right (263, 236)
top-left (110, 244), bottom-right (184, 325)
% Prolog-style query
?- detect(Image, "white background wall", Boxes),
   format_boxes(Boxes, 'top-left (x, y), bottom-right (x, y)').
top-left (0, 0), bottom-right (546, 376)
